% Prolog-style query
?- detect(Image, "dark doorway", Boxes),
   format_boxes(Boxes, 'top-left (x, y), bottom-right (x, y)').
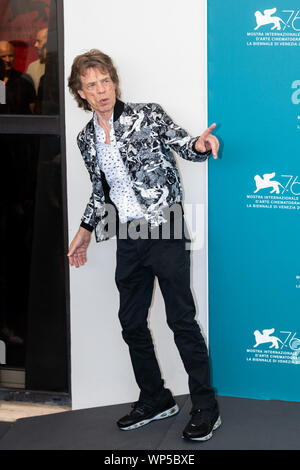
top-left (0, 0), bottom-right (70, 398)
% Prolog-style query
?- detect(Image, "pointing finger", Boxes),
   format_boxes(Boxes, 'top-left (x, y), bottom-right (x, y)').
top-left (201, 123), bottom-right (217, 140)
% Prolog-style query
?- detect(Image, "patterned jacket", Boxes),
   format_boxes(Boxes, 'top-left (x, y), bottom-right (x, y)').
top-left (77, 99), bottom-right (210, 242)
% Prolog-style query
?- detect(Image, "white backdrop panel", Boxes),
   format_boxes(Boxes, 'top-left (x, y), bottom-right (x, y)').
top-left (64, 0), bottom-right (208, 410)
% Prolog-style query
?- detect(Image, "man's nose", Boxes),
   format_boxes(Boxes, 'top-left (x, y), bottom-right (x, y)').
top-left (96, 83), bottom-right (105, 93)
top-left (3, 56), bottom-right (12, 66)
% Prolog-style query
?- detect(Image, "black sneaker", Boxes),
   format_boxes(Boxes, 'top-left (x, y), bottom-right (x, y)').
top-left (117, 396), bottom-right (179, 431)
top-left (182, 408), bottom-right (221, 441)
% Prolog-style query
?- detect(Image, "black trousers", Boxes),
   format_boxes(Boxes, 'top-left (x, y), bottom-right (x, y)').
top-left (115, 217), bottom-right (217, 412)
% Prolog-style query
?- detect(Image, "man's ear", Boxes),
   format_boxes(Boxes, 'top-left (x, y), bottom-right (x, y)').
top-left (78, 89), bottom-right (86, 100)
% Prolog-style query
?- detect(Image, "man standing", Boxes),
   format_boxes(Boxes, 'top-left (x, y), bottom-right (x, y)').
top-left (68, 49), bottom-right (221, 441)
top-left (26, 28), bottom-right (48, 94)
top-left (0, 41), bottom-right (35, 114)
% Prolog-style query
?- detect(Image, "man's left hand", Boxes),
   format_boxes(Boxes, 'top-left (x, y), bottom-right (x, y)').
top-left (195, 123), bottom-right (219, 160)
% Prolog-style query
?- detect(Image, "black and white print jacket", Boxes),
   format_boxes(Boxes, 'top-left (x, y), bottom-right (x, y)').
top-left (77, 99), bottom-right (210, 242)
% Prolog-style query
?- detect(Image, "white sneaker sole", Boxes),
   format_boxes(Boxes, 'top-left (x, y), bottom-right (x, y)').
top-left (183, 415), bottom-right (222, 441)
top-left (119, 404), bottom-right (180, 431)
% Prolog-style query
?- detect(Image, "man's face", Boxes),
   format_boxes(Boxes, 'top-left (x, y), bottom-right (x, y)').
top-left (78, 67), bottom-right (116, 116)
top-left (0, 42), bottom-right (14, 72)
top-left (34, 29), bottom-right (48, 62)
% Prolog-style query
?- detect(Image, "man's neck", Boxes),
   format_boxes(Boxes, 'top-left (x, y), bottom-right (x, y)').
top-left (95, 108), bottom-right (114, 145)
top-left (95, 108), bottom-right (113, 126)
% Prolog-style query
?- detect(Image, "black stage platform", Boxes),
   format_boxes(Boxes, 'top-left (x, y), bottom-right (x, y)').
top-left (0, 395), bottom-right (299, 450)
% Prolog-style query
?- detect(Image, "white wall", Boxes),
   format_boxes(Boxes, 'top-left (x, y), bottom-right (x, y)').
top-left (64, 0), bottom-right (208, 410)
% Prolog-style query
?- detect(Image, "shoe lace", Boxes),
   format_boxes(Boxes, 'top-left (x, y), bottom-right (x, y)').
top-left (131, 401), bottom-right (153, 415)
top-left (190, 409), bottom-right (212, 424)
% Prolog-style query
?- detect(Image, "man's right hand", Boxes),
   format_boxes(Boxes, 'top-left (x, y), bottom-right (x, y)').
top-left (68, 227), bottom-right (92, 268)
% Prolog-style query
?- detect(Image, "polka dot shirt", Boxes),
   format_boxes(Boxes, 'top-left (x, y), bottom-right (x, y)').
top-left (94, 112), bottom-right (144, 223)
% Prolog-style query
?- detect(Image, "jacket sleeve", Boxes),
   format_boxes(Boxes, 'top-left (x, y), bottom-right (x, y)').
top-left (77, 132), bottom-right (95, 232)
top-left (155, 104), bottom-right (211, 162)
top-left (80, 193), bottom-right (95, 232)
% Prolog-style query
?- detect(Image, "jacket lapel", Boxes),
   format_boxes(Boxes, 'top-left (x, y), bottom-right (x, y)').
top-left (113, 100), bottom-right (130, 166)
top-left (84, 100), bottom-right (127, 178)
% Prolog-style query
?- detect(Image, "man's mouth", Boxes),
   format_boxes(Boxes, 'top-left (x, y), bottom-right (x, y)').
top-left (100, 99), bottom-right (108, 104)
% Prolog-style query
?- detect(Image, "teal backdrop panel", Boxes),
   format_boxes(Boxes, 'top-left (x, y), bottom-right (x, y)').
top-left (208, 0), bottom-right (300, 401)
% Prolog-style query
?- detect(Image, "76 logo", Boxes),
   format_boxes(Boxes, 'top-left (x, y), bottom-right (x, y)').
top-left (280, 331), bottom-right (300, 350)
top-left (281, 10), bottom-right (300, 30)
top-left (280, 175), bottom-right (300, 195)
